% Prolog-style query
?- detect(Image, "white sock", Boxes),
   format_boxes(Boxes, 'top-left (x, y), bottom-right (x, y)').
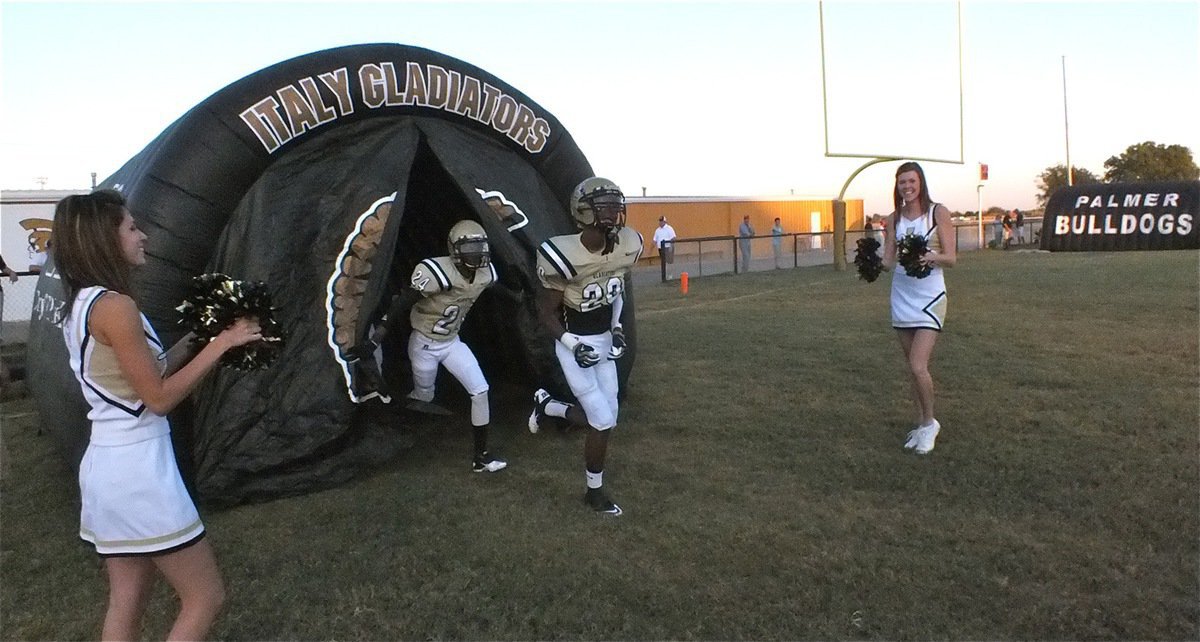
top-left (586, 470), bottom-right (603, 489)
top-left (546, 400), bottom-right (570, 418)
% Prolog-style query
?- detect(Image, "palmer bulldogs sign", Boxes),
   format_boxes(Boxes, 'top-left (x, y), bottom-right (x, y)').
top-left (1040, 181), bottom-right (1199, 251)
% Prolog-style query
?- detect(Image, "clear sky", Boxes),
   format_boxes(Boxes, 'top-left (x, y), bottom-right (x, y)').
top-left (2, 1), bottom-right (1197, 216)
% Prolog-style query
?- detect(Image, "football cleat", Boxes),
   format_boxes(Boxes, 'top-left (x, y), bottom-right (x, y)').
top-left (472, 453), bottom-right (507, 473)
top-left (528, 388), bottom-right (552, 433)
top-left (584, 488), bottom-right (622, 516)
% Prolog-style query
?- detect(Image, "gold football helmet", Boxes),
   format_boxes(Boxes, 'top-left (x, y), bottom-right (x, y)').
top-left (569, 177), bottom-right (626, 232)
top-left (447, 220), bottom-right (490, 269)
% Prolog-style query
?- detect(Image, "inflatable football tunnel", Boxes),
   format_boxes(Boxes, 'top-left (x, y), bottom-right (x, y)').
top-left (26, 43), bottom-right (638, 504)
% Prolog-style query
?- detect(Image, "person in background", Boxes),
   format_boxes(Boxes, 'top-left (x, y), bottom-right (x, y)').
top-left (771, 217), bottom-right (785, 268)
top-left (651, 215), bottom-right (677, 279)
top-left (738, 215), bottom-right (755, 272)
top-left (1002, 211), bottom-right (1013, 249)
top-left (992, 213), bottom-right (1004, 249)
top-left (1014, 209), bottom-right (1026, 245)
top-left (53, 190), bottom-right (262, 640)
top-left (881, 161), bottom-right (956, 455)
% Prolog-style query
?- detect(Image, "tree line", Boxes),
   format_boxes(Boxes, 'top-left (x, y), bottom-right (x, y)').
top-left (1036, 141), bottom-right (1199, 207)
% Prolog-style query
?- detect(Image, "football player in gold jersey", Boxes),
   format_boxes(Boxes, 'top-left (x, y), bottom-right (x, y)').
top-left (349, 220), bottom-right (507, 473)
top-left (530, 177), bottom-right (643, 515)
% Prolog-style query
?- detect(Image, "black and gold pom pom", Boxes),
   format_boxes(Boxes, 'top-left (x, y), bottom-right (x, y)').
top-left (176, 273), bottom-right (284, 370)
top-left (853, 237), bottom-right (883, 282)
top-left (897, 233), bottom-right (933, 279)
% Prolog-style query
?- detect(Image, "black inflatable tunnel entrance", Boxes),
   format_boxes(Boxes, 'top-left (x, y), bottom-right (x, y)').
top-left (27, 43), bottom-right (638, 505)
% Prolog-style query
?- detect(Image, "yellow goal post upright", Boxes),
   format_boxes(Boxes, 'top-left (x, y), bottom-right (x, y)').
top-left (818, 1), bottom-right (965, 270)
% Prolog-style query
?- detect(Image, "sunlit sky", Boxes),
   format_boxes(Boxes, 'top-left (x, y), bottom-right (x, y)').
top-left (2, 1), bottom-right (1197, 216)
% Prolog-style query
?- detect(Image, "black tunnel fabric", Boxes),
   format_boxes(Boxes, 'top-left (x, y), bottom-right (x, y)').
top-left (190, 118), bottom-right (424, 502)
top-left (27, 43), bottom-right (634, 505)
top-left (1039, 181), bottom-right (1199, 251)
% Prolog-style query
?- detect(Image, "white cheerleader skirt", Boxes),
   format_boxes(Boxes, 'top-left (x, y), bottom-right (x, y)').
top-left (891, 269), bottom-right (947, 331)
top-left (79, 432), bottom-right (205, 556)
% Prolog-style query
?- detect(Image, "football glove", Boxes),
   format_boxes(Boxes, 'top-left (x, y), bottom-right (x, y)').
top-left (573, 342), bottom-right (601, 368)
top-left (560, 332), bottom-right (601, 368)
top-left (608, 325), bottom-right (626, 360)
top-left (346, 339), bottom-right (378, 363)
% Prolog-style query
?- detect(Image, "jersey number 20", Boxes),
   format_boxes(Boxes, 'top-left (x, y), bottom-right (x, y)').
top-left (580, 277), bottom-right (622, 312)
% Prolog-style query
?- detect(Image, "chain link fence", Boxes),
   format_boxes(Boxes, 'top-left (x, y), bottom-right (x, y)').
top-left (2, 271), bottom-right (39, 345)
top-left (1, 271), bottom-right (40, 384)
top-left (643, 219), bottom-right (1041, 283)
top-left (2, 220), bottom-right (1044, 377)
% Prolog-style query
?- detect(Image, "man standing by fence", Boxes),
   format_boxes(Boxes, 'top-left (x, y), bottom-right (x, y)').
top-left (652, 216), bottom-right (677, 278)
top-left (738, 215), bottom-right (754, 272)
top-left (771, 217), bottom-right (784, 268)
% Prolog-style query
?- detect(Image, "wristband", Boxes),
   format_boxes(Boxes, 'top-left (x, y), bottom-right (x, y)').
top-left (558, 332), bottom-right (582, 351)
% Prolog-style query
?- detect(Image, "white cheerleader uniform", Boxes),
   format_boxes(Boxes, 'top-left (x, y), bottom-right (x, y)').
top-left (891, 204), bottom-right (948, 331)
top-left (64, 286), bottom-right (205, 556)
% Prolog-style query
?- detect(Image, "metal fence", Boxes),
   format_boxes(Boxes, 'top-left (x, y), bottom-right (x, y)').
top-left (648, 218), bottom-right (1042, 282)
top-left (0, 218), bottom-right (1044, 341)
top-left (1, 271), bottom-right (39, 345)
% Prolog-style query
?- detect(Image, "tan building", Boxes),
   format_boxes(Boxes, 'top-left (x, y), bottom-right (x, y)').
top-left (627, 195), bottom-right (865, 259)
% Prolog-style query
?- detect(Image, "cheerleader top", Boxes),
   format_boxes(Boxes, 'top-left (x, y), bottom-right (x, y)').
top-left (63, 286), bottom-right (170, 446)
top-left (894, 203), bottom-right (944, 254)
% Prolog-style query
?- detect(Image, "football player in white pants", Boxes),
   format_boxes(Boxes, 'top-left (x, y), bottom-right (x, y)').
top-left (349, 220), bottom-right (507, 473)
top-left (529, 177), bottom-right (643, 516)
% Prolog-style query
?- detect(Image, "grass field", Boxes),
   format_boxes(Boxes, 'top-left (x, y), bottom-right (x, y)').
top-left (2, 249), bottom-right (1198, 640)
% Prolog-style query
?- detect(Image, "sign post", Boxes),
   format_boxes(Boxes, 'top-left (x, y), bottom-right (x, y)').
top-left (977, 162), bottom-right (988, 248)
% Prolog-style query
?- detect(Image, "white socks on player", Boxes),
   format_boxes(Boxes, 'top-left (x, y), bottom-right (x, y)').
top-left (546, 400), bottom-right (570, 418)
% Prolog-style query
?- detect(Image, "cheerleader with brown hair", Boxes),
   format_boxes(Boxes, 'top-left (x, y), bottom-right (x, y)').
top-left (882, 162), bottom-right (956, 455)
top-left (55, 190), bottom-right (261, 640)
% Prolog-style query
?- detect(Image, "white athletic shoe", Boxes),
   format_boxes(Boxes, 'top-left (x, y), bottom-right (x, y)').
top-left (903, 429), bottom-right (921, 450)
top-left (528, 388), bottom-right (551, 433)
top-left (914, 419), bottom-right (940, 455)
top-left (472, 453), bottom-right (507, 473)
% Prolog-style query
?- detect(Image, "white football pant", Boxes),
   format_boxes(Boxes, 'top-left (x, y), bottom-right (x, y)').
top-left (407, 331), bottom-right (489, 425)
top-left (554, 331), bottom-right (619, 430)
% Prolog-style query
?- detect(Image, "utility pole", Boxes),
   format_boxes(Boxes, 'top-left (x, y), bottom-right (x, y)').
top-left (1062, 55), bottom-right (1073, 186)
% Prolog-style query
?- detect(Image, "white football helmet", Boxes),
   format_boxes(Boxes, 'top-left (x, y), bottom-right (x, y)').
top-left (569, 177), bottom-right (626, 232)
top-left (447, 220), bottom-right (490, 269)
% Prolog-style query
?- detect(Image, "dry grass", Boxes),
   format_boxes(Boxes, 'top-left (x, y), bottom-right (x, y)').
top-left (2, 249), bottom-right (1197, 640)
